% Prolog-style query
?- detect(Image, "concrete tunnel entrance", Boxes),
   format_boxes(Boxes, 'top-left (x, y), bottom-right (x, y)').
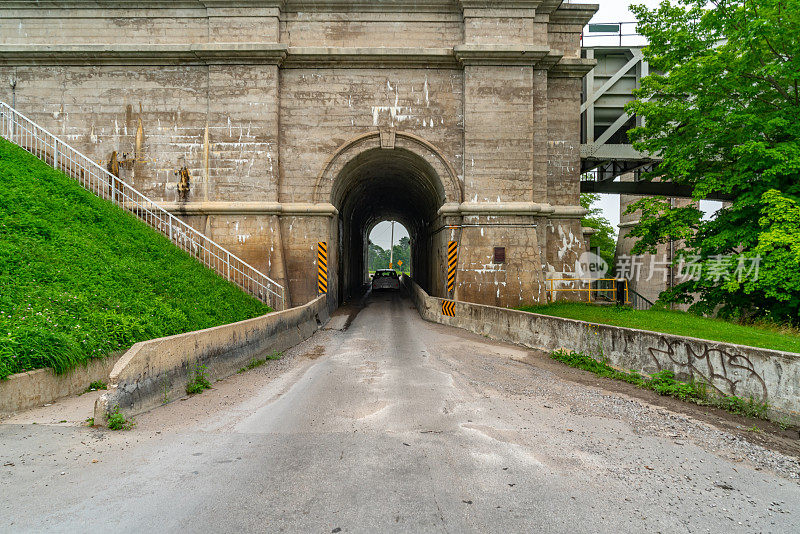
top-left (332, 146), bottom-right (448, 302)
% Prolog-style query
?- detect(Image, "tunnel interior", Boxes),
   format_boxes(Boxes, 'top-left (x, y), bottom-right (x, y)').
top-left (333, 147), bottom-right (446, 302)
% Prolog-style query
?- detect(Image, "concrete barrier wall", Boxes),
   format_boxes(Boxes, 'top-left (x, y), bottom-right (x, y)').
top-left (94, 295), bottom-right (330, 423)
top-left (0, 353), bottom-right (122, 417)
top-left (406, 278), bottom-right (800, 421)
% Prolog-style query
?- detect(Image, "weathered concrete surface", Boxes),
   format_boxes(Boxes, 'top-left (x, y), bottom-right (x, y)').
top-left (1, 291), bottom-right (798, 532)
top-left (0, 0), bottom-right (598, 308)
top-left (93, 295), bottom-right (331, 424)
top-left (0, 353), bottom-right (121, 417)
top-left (407, 278), bottom-right (800, 422)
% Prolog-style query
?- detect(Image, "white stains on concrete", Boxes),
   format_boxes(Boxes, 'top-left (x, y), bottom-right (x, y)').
top-left (237, 233), bottom-right (251, 244)
top-left (424, 76), bottom-right (430, 107)
top-left (556, 225), bottom-right (579, 261)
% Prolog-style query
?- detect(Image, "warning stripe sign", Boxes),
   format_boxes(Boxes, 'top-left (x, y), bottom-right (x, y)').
top-left (442, 300), bottom-right (455, 317)
top-left (317, 241), bottom-right (328, 294)
top-left (447, 240), bottom-right (458, 293)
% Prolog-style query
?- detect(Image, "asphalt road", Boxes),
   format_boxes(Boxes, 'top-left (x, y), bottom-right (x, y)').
top-left (1, 290), bottom-right (798, 533)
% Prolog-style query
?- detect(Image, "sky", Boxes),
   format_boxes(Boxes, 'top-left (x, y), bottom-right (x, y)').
top-left (369, 220), bottom-right (409, 250)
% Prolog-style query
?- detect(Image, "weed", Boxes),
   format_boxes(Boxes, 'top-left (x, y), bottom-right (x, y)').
top-left (85, 417), bottom-right (94, 426)
top-left (551, 349), bottom-right (646, 387)
top-left (550, 349), bottom-right (771, 421)
top-left (746, 425), bottom-right (763, 433)
top-left (238, 358), bottom-right (265, 374)
top-left (185, 363), bottom-right (211, 395)
top-left (649, 370), bottom-right (706, 401)
top-left (777, 417), bottom-right (791, 431)
top-left (237, 351), bottom-right (283, 374)
top-left (106, 405), bottom-right (133, 430)
top-left (162, 380), bottom-right (170, 405)
top-left (84, 380), bottom-right (107, 393)
top-left (713, 395), bottom-right (770, 419)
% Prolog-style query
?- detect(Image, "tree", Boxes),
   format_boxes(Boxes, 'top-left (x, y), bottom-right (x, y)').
top-left (368, 241), bottom-right (389, 271)
top-left (580, 193), bottom-right (617, 271)
top-left (625, 0), bottom-right (800, 324)
top-left (391, 236), bottom-right (411, 273)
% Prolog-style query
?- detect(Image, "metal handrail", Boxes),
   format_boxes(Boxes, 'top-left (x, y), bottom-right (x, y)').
top-left (0, 101), bottom-right (285, 310)
top-left (628, 287), bottom-right (655, 311)
top-left (545, 277), bottom-right (629, 305)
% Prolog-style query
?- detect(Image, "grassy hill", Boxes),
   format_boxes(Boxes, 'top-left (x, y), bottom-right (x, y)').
top-left (0, 138), bottom-right (271, 379)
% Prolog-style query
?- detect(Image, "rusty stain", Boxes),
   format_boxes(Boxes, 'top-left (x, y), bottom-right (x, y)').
top-left (175, 166), bottom-right (191, 201)
top-left (107, 150), bottom-right (120, 177)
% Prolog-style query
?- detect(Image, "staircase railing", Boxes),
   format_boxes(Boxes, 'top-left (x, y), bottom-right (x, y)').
top-left (628, 287), bottom-right (655, 311)
top-left (0, 101), bottom-right (285, 310)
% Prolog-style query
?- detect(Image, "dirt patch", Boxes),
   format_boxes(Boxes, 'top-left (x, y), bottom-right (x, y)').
top-left (519, 350), bottom-right (800, 459)
top-left (303, 345), bottom-right (325, 360)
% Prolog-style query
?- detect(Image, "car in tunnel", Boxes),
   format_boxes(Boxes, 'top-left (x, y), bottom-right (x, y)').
top-left (372, 269), bottom-right (401, 291)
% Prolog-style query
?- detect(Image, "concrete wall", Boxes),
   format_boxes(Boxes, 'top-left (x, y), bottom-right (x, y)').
top-left (94, 295), bottom-right (331, 424)
top-left (406, 278), bottom-right (800, 422)
top-left (0, 353), bottom-right (122, 417)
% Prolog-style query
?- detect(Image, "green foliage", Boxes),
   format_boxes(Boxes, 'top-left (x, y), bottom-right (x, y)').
top-left (368, 236), bottom-right (410, 273)
top-left (107, 405), bottom-right (133, 430)
top-left (716, 394), bottom-right (771, 420)
top-left (625, 0), bottom-right (800, 324)
top-left (85, 380), bottom-right (107, 392)
top-left (237, 351), bottom-right (283, 374)
top-left (551, 348), bottom-right (647, 386)
top-left (0, 139), bottom-right (272, 378)
top-left (729, 190), bottom-right (800, 320)
top-left (580, 193), bottom-right (617, 270)
top-left (648, 370), bottom-right (706, 401)
top-left (519, 302), bottom-right (800, 354)
top-left (551, 349), bottom-right (770, 420)
top-left (185, 363), bottom-right (211, 395)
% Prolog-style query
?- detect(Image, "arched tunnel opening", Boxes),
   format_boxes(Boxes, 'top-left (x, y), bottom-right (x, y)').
top-left (368, 221), bottom-right (410, 274)
top-left (332, 146), bottom-right (447, 303)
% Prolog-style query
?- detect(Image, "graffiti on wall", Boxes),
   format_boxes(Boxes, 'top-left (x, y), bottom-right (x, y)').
top-left (648, 338), bottom-right (768, 400)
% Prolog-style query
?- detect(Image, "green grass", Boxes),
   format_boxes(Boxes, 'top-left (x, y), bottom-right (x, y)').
top-left (237, 351), bottom-right (283, 374)
top-left (0, 138), bottom-right (272, 379)
top-left (519, 302), bottom-right (800, 354)
top-left (551, 349), bottom-right (771, 420)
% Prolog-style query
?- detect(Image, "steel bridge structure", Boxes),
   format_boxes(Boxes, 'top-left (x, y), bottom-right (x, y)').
top-left (579, 46), bottom-right (729, 201)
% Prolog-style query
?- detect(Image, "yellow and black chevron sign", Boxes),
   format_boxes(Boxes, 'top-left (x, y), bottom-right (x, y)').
top-left (441, 300), bottom-right (455, 317)
top-left (446, 240), bottom-right (458, 293)
top-left (317, 241), bottom-right (328, 294)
